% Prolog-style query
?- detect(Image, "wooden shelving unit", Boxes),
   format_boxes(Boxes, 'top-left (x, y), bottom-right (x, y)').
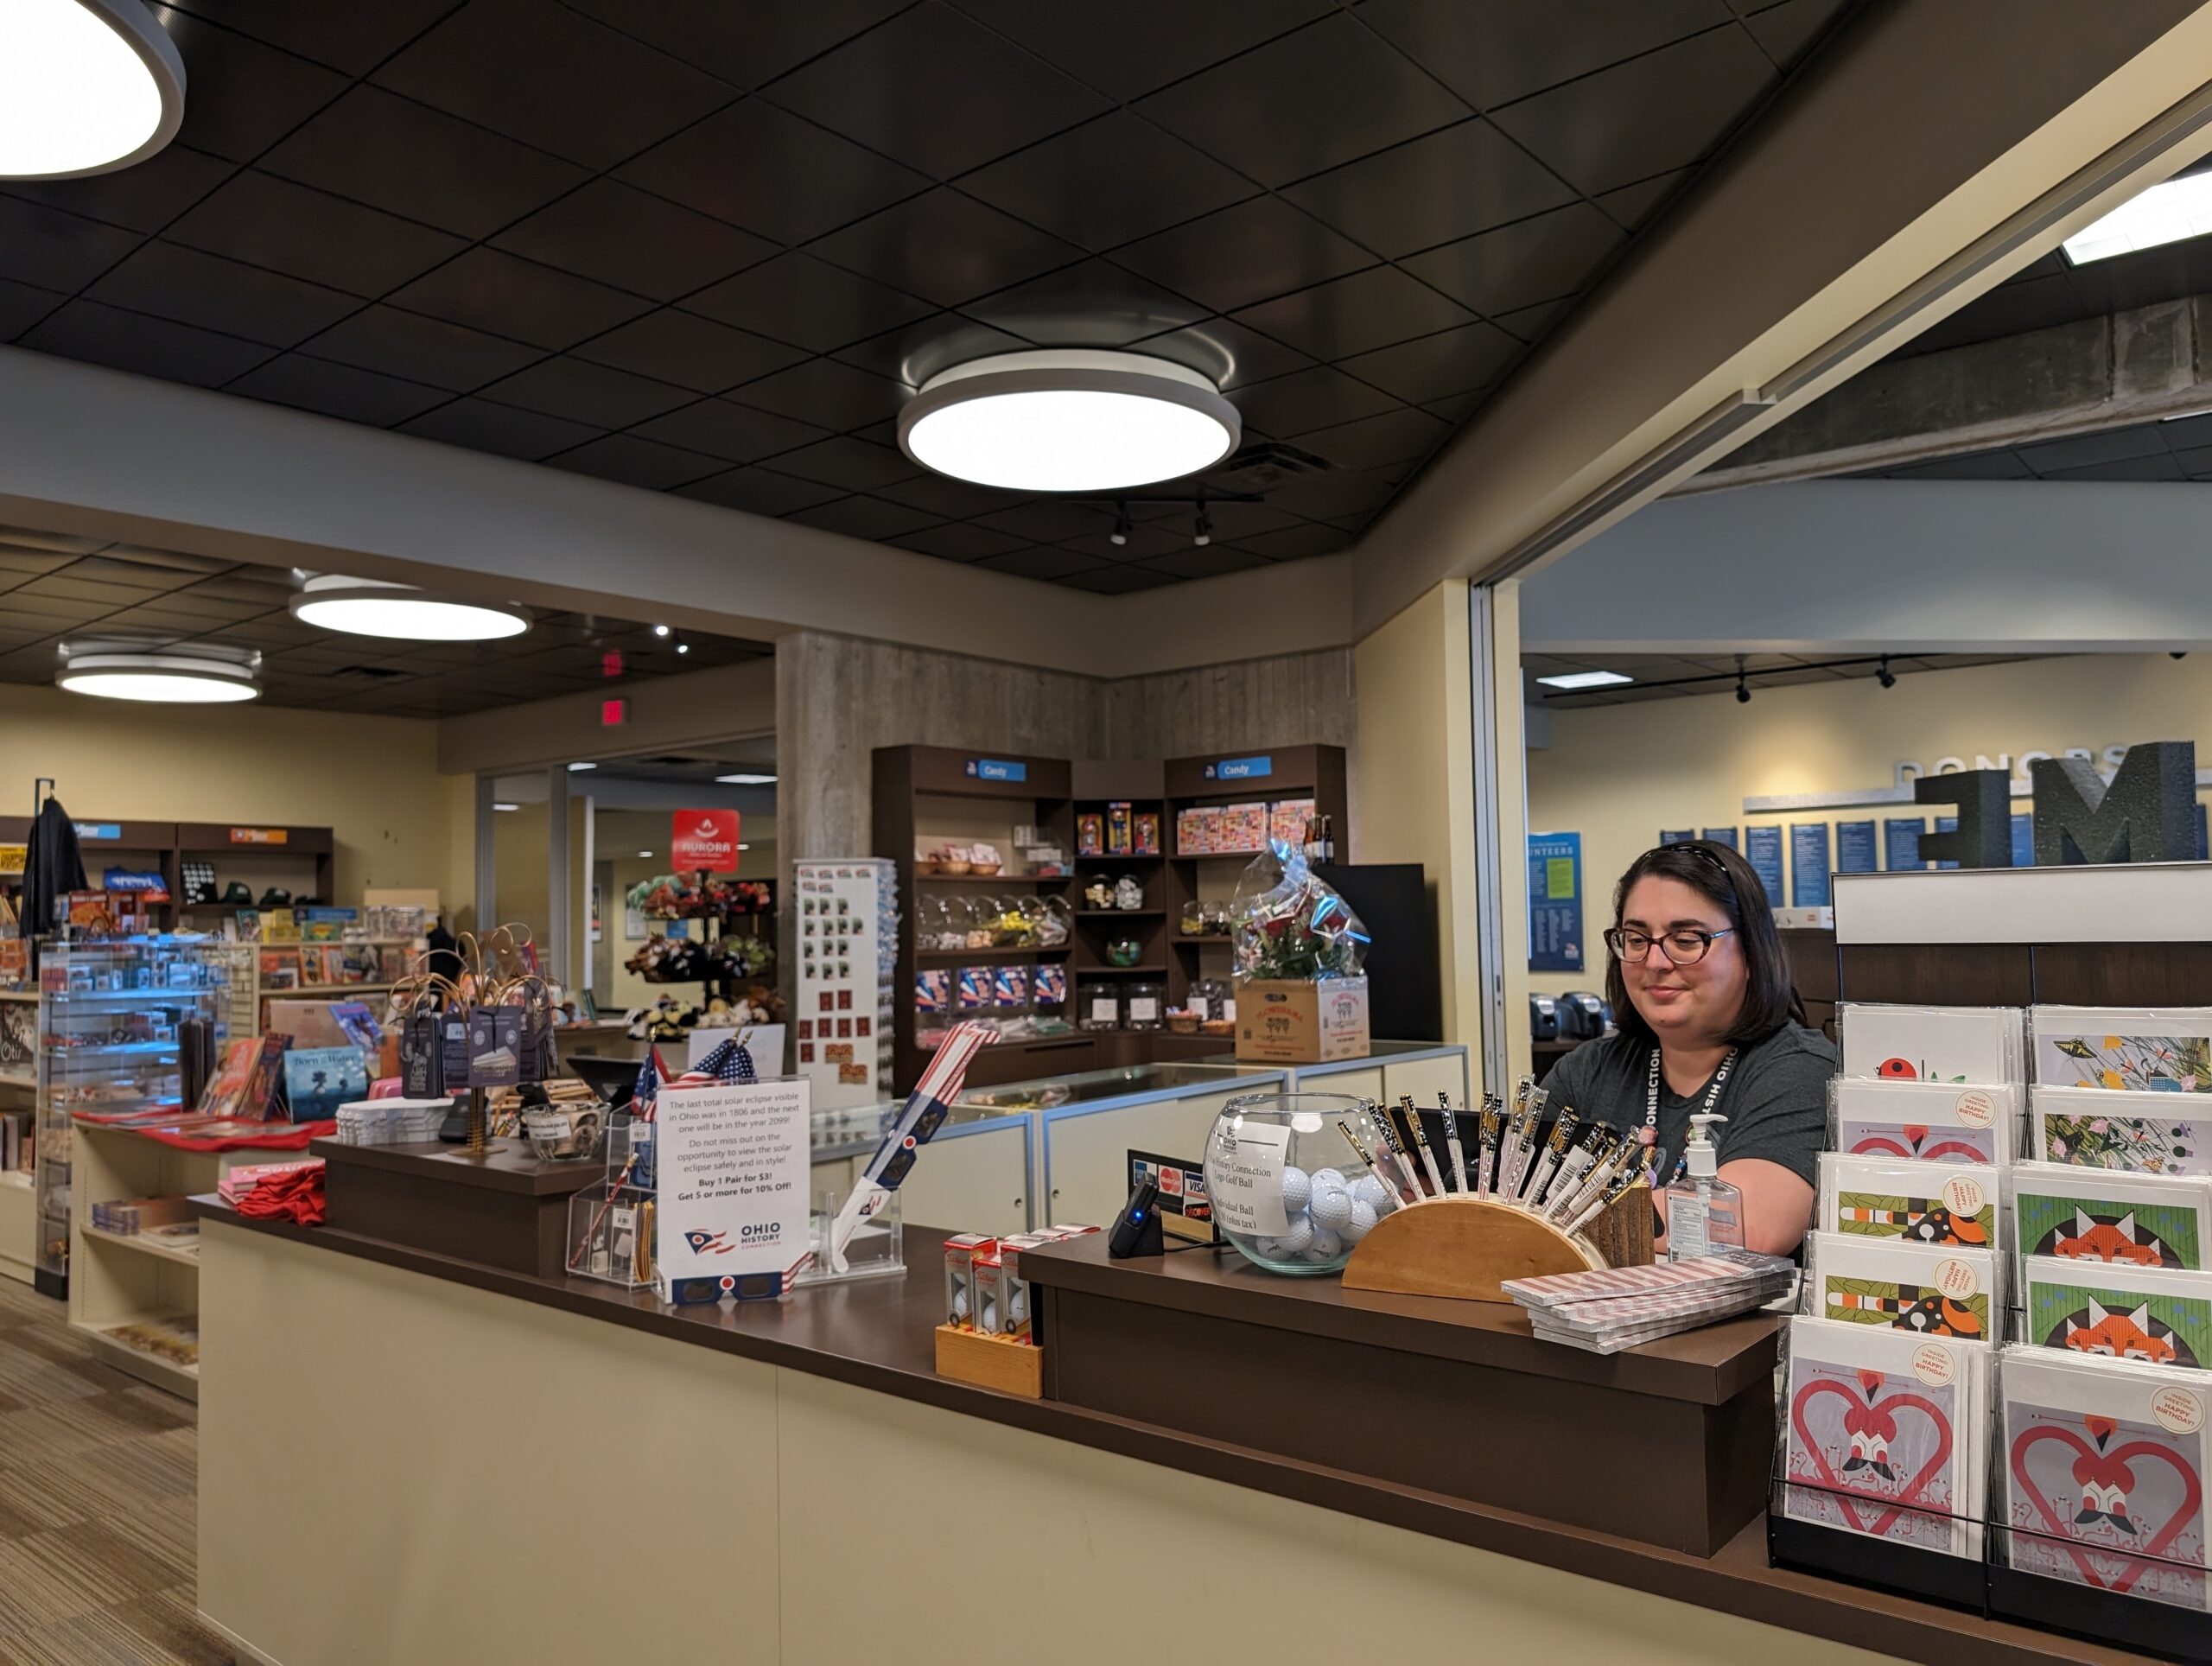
top-left (1067, 760), bottom-right (1172, 1037)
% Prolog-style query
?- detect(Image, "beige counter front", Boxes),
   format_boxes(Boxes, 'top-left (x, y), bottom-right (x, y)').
top-left (193, 1204), bottom-right (1980, 1666)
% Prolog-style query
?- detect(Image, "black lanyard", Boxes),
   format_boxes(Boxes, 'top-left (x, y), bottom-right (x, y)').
top-left (1643, 1045), bottom-right (1736, 1148)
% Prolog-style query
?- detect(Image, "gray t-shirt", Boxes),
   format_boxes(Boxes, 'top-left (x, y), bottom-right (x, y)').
top-left (1540, 1021), bottom-right (1835, 1188)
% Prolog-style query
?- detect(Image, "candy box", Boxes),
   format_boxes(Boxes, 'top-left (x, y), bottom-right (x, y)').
top-left (942, 1233), bottom-right (996, 1329)
top-left (956, 967), bottom-right (991, 1010)
top-left (1235, 976), bottom-right (1370, 1063)
top-left (915, 969), bottom-right (950, 1014)
top-left (1033, 964), bottom-right (1067, 1007)
top-left (992, 964), bottom-right (1029, 1008)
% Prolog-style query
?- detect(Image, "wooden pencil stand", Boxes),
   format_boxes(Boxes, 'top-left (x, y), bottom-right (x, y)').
top-left (1340, 1187), bottom-right (1654, 1304)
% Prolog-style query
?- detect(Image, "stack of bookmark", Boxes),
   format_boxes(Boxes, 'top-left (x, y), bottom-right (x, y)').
top-left (1503, 1251), bottom-right (1798, 1354)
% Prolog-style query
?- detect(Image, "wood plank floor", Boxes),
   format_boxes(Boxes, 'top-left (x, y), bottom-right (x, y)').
top-left (0, 1278), bottom-right (229, 1665)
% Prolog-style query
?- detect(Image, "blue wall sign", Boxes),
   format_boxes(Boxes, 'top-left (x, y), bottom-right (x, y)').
top-left (964, 759), bottom-right (1027, 783)
top-left (2011, 811), bottom-right (2035, 868)
top-left (1745, 825), bottom-right (1784, 905)
top-left (1527, 831), bottom-right (1583, 973)
top-left (1789, 823), bottom-right (1833, 907)
top-left (1205, 755), bottom-right (1274, 781)
top-left (1659, 828), bottom-right (1694, 846)
top-left (73, 823), bottom-right (120, 841)
top-left (1835, 820), bottom-right (1878, 874)
top-left (1700, 827), bottom-right (1738, 850)
top-left (1934, 815), bottom-right (1960, 870)
top-left (1884, 817), bottom-right (1925, 871)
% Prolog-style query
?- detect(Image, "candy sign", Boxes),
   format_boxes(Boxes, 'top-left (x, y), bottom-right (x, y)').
top-left (671, 809), bottom-right (741, 874)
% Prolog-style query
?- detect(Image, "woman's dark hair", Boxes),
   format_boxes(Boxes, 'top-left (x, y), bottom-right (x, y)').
top-left (1603, 840), bottom-right (1806, 1047)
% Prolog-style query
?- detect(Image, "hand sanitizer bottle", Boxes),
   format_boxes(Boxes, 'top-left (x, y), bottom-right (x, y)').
top-left (1663, 1112), bottom-right (1745, 1262)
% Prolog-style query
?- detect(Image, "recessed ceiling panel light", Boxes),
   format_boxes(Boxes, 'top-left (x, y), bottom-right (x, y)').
top-left (1535, 670), bottom-right (1635, 690)
top-left (0, 0), bottom-right (185, 181)
top-left (637, 849), bottom-right (654, 859)
top-left (567, 761), bottom-right (597, 772)
top-left (714, 773), bottom-right (776, 785)
top-left (737, 843), bottom-right (751, 851)
top-left (493, 802), bottom-right (520, 812)
top-left (56, 650), bottom-right (258, 703)
top-left (899, 349), bottom-right (1240, 492)
top-left (289, 575), bottom-right (530, 642)
top-left (2063, 171), bottom-right (2212, 264)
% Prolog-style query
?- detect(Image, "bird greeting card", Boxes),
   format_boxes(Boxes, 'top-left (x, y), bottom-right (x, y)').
top-left (1830, 1078), bottom-right (2016, 1167)
top-left (1839, 1003), bottom-right (2024, 1087)
top-left (2033, 1086), bottom-right (2205, 1179)
top-left (2031, 1008), bottom-right (2212, 1095)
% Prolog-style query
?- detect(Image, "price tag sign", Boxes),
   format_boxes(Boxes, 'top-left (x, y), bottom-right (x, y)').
top-left (1205, 1118), bottom-right (1292, 1238)
top-left (657, 1077), bottom-right (811, 1289)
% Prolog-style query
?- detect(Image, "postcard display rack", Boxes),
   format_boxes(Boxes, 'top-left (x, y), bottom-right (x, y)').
top-left (1769, 862), bottom-right (2212, 1657)
top-left (792, 859), bottom-right (897, 1111)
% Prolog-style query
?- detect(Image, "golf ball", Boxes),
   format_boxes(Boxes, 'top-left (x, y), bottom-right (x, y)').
top-left (1275, 1213), bottom-right (1315, 1256)
top-left (1304, 1227), bottom-right (1344, 1262)
top-left (1008, 1287), bottom-right (1029, 1326)
top-left (1342, 1199), bottom-right (1379, 1243)
top-left (1281, 1165), bottom-right (1312, 1213)
top-left (1351, 1174), bottom-right (1392, 1213)
top-left (1308, 1186), bottom-right (1353, 1231)
top-left (951, 1287), bottom-right (970, 1321)
top-left (980, 1297), bottom-right (998, 1333)
top-left (1311, 1167), bottom-right (1348, 1192)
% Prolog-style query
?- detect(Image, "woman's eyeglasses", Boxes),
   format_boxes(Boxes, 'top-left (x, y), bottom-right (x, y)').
top-left (1603, 925), bottom-right (1736, 966)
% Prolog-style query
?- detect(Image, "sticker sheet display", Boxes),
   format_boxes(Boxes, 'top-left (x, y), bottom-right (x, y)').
top-left (1839, 1002), bottom-right (2024, 1086)
top-left (1780, 1316), bottom-right (1988, 1557)
top-left (2022, 1257), bottom-right (2212, 1371)
top-left (2033, 1086), bottom-right (2206, 1179)
top-left (2011, 1162), bottom-right (2212, 1271)
top-left (2031, 1007), bottom-right (2212, 1094)
top-left (794, 860), bottom-right (895, 1109)
top-left (2000, 1349), bottom-right (2212, 1610)
top-left (1817, 1154), bottom-right (1996, 1248)
top-left (1829, 1078), bottom-right (2015, 1167)
top-left (1806, 1231), bottom-right (1996, 1340)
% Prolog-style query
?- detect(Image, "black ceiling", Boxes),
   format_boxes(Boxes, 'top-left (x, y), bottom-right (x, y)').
top-left (0, 0), bottom-right (1852, 592)
top-left (0, 525), bottom-right (769, 716)
top-left (1851, 410), bottom-right (2212, 484)
top-left (1525, 650), bottom-right (2049, 708)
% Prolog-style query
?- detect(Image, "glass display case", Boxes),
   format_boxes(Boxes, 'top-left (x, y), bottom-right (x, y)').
top-left (34, 937), bottom-right (245, 1296)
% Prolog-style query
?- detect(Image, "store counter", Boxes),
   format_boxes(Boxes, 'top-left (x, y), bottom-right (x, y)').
top-left (191, 1201), bottom-right (2156, 1666)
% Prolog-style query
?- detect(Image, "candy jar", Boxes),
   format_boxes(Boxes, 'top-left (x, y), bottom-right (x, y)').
top-left (1107, 936), bottom-right (1143, 967)
top-left (1084, 875), bottom-right (1114, 911)
top-left (1179, 897), bottom-right (1206, 936)
top-left (1037, 893), bottom-right (1073, 946)
top-left (1113, 874), bottom-right (1145, 912)
top-left (1079, 983), bottom-right (1122, 1032)
top-left (1123, 982), bottom-right (1164, 1031)
top-left (1205, 1093), bottom-right (1397, 1275)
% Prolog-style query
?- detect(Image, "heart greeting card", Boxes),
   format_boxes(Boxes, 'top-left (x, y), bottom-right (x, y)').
top-left (1829, 1078), bottom-right (2015, 1167)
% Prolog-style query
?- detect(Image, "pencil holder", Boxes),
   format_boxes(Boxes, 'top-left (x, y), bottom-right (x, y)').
top-left (1339, 1189), bottom-right (1653, 1304)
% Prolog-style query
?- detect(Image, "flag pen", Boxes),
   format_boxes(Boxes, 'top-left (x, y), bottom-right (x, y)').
top-left (1438, 1093), bottom-right (1468, 1194)
top-left (1400, 1095), bottom-right (1447, 1199)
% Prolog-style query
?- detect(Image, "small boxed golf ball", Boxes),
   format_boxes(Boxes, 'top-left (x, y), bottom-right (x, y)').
top-left (1281, 1165), bottom-right (1312, 1213)
top-left (1308, 1186), bottom-right (1352, 1231)
top-left (942, 1232), bottom-right (998, 1329)
top-left (990, 1232), bottom-right (1047, 1341)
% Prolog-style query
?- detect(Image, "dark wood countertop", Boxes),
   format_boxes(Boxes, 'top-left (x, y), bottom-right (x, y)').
top-left (309, 1135), bottom-right (603, 1197)
top-left (190, 1201), bottom-right (2163, 1666)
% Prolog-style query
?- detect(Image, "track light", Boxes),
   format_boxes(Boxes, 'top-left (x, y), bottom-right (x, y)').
top-left (1735, 677), bottom-right (1751, 704)
top-left (1876, 654), bottom-right (1896, 690)
top-left (1109, 503), bottom-right (1130, 547)
top-left (1193, 509), bottom-right (1211, 547)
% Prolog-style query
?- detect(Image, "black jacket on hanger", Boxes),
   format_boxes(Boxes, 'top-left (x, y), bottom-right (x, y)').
top-left (22, 798), bottom-right (86, 968)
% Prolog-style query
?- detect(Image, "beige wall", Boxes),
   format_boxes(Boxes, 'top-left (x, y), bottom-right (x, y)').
top-left (1525, 652), bottom-right (2212, 997)
top-left (0, 683), bottom-right (454, 907)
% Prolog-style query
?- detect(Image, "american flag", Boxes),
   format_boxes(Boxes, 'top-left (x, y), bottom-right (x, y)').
top-left (677, 1037), bottom-right (758, 1086)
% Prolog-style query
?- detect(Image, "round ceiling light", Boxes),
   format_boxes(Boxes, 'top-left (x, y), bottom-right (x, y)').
top-left (289, 575), bottom-right (531, 642)
top-left (57, 651), bottom-right (258, 703)
top-left (0, 0), bottom-right (186, 181)
top-left (898, 349), bottom-right (1240, 493)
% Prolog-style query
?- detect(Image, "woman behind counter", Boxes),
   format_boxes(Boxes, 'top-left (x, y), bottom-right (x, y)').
top-left (1542, 840), bottom-right (1833, 1255)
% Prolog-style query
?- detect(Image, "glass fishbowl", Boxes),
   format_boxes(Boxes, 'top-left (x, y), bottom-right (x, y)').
top-left (1204, 1092), bottom-right (1401, 1275)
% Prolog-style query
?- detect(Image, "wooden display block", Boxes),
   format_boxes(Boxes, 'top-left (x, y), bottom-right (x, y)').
top-left (1340, 1189), bottom-right (1654, 1305)
top-left (934, 1322), bottom-right (1044, 1399)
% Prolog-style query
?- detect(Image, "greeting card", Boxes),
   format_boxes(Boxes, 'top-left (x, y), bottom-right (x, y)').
top-left (1806, 1232), bottom-right (1996, 1341)
top-left (2033, 1086), bottom-right (2205, 1179)
top-left (2012, 1162), bottom-right (2212, 1271)
top-left (2031, 1007), bottom-right (2212, 1094)
top-left (1817, 1154), bottom-right (1995, 1247)
top-left (1839, 1002), bottom-right (2023, 1086)
top-left (2023, 1257), bottom-right (2212, 1371)
top-left (1781, 1316), bottom-right (1987, 1557)
top-left (1829, 1078), bottom-right (2015, 1167)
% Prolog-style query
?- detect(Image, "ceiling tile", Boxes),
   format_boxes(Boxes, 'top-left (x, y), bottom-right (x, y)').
top-left (165, 170), bottom-right (467, 294)
top-left (1137, 15), bottom-right (1468, 188)
top-left (1063, 563), bottom-right (1177, 594)
top-left (673, 467), bottom-right (844, 516)
top-left (1110, 198), bottom-right (1373, 315)
top-left (89, 242), bottom-right (359, 348)
top-left (1144, 544), bottom-right (1270, 581)
top-left (1292, 405), bottom-right (1451, 471)
top-left (870, 473), bottom-right (1017, 518)
top-left (299, 307), bottom-right (543, 394)
top-left (771, 3), bottom-right (1107, 180)
top-left (493, 181), bottom-right (777, 302)
top-left (14, 573), bottom-right (162, 605)
top-left (1745, 0), bottom-right (1851, 65)
top-left (387, 249), bottom-right (652, 350)
top-left (1336, 320), bottom-right (1519, 404)
top-left (1402, 202), bottom-right (1624, 315)
top-left (765, 436), bottom-right (918, 490)
top-left (1226, 522), bottom-right (1352, 561)
top-left (228, 354), bottom-right (448, 425)
top-left (1133, 317), bottom-right (1315, 391)
top-left (1281, 118), bottom-right (1576, 258)
top-left (2015, 427), bottom-right (2168, 473)
top-left (398, 398), bottom-right (605, 461)
top-left (830, 314), bottom-right (1029, 388)
top-left (959, 112), bottom-right (1256, 252)
top-left (963, 259), bottom-right (1206, 348)
top-left (3, 143), bottom-right (232, 236)
top-left (2043, 454), bottom-right (2186, 483)
top-left (975, 547), bottom-right (1107, 582)
top-left (573, 310), bottom-right (808, 394)
top-left (1266, 467), bottom-right (1397, 520)
top-left (160, 0), bottom-right (459, 74)
top-left (1230, 265), bottom-right (1473, 359)
top-left (373, 0), bottom-right (734, 170)
top-left (1230, 366), bottom-right (1400, 437)
top-left (545, 435), bottom-right (729, 491)
top-left (806, 189), bottom-right (1084, 308)
top-left (0, 199), bottom-right (140, 292)
top-left (1359, 0), bottom-right (1734, 111)
top-left (480, 358), bottom-right (697, 429)
top-left (0, 277), bottom-right (65, 340)
top-left (970, 500), bottom-right (1112, 542)
top-left (783, 495), bottom-right (944, 540)
top-left (147, 3), bottom-right (351, 162)
top-left (1596, 169), bottom-right (1694, 232)
top-left (683, 252), bottom-right (935, 352)
top-left (261, 86), bottom-right (590, 240)
top-left (726, 358), bottom-right (912, 431)
top-left (20, 301), bottom-right (272, 389)
top-left (887, 522), bottom-right (1029, 561)
top-left (950, 0), bottom-right (1331, 101)
top-left (1055, 521), bottom-right (1184, 562)
top-left (1489, 25), bottom-right (1776, 198)
top-left (1491, 296), bottom-right (1575, 343)
top-left (618, 99), bottom-right (929, 246)
top-left (563, 0), bottom-right (911, 88)
top-left (1876, 451), bottom-right (2031, 482)
top-left (632, 399), bottom-right (829, 464)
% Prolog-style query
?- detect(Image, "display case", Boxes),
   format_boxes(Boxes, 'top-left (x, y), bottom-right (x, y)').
top-left (34, 937), bottom-right (246, 1299)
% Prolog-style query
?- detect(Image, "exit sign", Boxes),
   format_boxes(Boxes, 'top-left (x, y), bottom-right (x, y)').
top-left (601, 698), bottom-right (627, 727)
